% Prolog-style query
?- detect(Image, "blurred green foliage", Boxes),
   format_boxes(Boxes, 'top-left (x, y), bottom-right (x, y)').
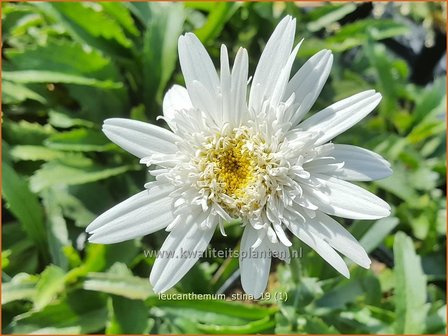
top-left (2, 2), bottom-right (446, 334)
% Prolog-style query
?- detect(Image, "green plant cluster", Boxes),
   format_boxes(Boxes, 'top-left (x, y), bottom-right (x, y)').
top-left (2, 2), bottom-right (446, 334)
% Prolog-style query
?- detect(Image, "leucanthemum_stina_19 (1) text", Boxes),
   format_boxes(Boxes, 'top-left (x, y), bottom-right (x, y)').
top-left (86, 16), bottom-right (392, 298)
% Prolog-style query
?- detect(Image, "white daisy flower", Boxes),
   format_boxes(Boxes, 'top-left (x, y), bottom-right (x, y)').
top-left (86, 16), bottom-right (392, 298)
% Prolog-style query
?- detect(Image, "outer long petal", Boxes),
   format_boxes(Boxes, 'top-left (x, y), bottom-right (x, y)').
top-left (163, 84), bottom-right (193, 122)
top-left (102, 118), bottom-right (179, 158)
top-left (329, 144), bottom-right (392, 181)
top-left (87, 183), bottom-right (175, 244)
top-left (298, 90), bottom-right (382, 145)
top-left (284, 49), bottom-right (333, 126)
top-left (231, 47), bottom-right (249, 125)
top-left (219, 45), bottom-right (251, 126)
top-left (220, 44), bottom-right (231, 125)
top-left (313, 175), bottom-right (391, 220)
top-left (178, 33), bottom-right (219, 123)
top-left (287, 221), bottom-right (350, 278)
top-left (150, 213), bottom-right (217, 293)
top-left (240, 225), bottom-right (272, 299)
top-left (248, 16), bottom-right (296, 114)
top-left (303, 211), bottom-right (371, 268)
top-left (178, 33), bottom-right (219, 92)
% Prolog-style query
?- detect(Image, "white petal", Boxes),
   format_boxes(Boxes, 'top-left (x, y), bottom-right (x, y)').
top-left (285, 49), bottom-right (333, 126)
top-left (178, 33), bottom-right (219, 122)
top-left (240, 225), bottom-right (271, 299)
top-left (329, 144), bottom-right (392, 181)
top-left (178, 33), bottom-right (219, 91)
top-left (150, 213), bottom-right (217, 293)
top-left (303, 212), bottom-right (371, 268)
top-left (303, 157), bottom-right (344, 176)
top-left (87, 183), bottom-right (175, 244)
top-left (271, 241), bottom-right (290, 263)
top-left (162, 85), bottom-right (193, 121)
top-left (249, 16), bottom-right (296, 114)
top-left (299, 90), bottom-right (382, 145)
top-left (220, 44), bottom-right (231, 125)
top-left (270, 40), bottom-right (302, 107)
top-left (188, 80), bottom-right (218, 123)
top-left (102, 118), bottom-right (179, 159)
top-left (314, 175), bottom-right (391, 220)
top-left (287, 222), bottom-right (350, 278)
top-left (273, 223), bottom-right (292, 247)
top-left (231, 48), bottom-right (249, 124)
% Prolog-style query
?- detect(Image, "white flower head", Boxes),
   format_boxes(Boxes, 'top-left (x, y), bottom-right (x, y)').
top-left (86, 16), bottom-right (392, 298)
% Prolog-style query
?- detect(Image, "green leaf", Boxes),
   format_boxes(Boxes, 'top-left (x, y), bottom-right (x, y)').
top-left (8, 290), bottom-right (107, 334)
top-left (2, 163), bottom-right (48, 259)
top-left (210, 252), bottom-right (240, 292)
top-left (33, 265), bottom-right (65, 310)
top-left (52, 189), bottom-right (95, 228)
top-left (195, 2), bottom-right (240, 43)
top-left (375, 164), bottom-right (419, 203)
top-left (101, 2), bottom-right (139, 36)
top-left (2, 226), bottom-right (39, 276)
top-left (409, 77), bottom-right (446, 132)
top-left (106, 296), bottom-right (151, 334)
top-left (316, 279), bottom-right (364, 309)
top-left (129, 104), bottom-right (148, 122)
top-left (48, 2), bottom-right (133, 48)
top-left (176, 262), bottom-right (217, 293)
top-left (422, 252), bottom-right (446, 282)
top-left (146, 297), bottom-right (278, 320)
top-left (3, 70), bottom-right (123, 89)
top-left (157, 306), bottom-right (248, 329)
top-left (338, 306), bottom-right (389, 333)
top-left (359, 217), bottom-right (399, 253)
top-left (394, 232), bottom-right (429, 334)
top-left (304, 316), bottom-right (340, 334)
top-left (2, 81), bottom-right (47, 104)
top-left (65, 242), bottom-right (140, 284)
top-left (364, 41), bottom-right (402, 118)
top-left (300, 19), bottom-right (409, 57)
top-left (45, 128), bottom-right (115, 152)
top-left (30, 161), bottom-right (136, 192)
top-left (407, 119), bottom-right (446, 144)
top-left (3, 120), bottom-right (55, 145)
top-left (197, 316), bottom-right (275, 334)
top-left (425, 304), bottom-right (446, 334)
top-left (65, 245), bottom-right (107, 284)
top-left (2, 3), bottom-right (42, 37)
top-left (42, 189), bottom-right (70, 270)
top-left (10, 145), bottom-right (72, 162)
top-left (48, 110), bottom-right (95, 129)
top-left (142, 3), bottom-right (185, 111)
top-left (184, 2), bottom-right (215, 11)
top-left (67, 85), bottom-right (130, 122)
top-left (4, 35), bottom-right (129, 121)
top-left (2, 249), bottom-right (11, 268)
top-left (330, 19), bottom-right (409, 43)
top-left (5, 39), bottom-right (119, 79)
top-left (307, 3), bottom-right (357, 32)
top-left (83, 263), bottom-right (153, 300)
top-left (411, 166), bottom-right (439, 191)
top-left (2, 273), bottom-right (38, 305)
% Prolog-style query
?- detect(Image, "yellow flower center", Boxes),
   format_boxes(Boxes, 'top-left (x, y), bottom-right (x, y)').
top-left (196, 127), bottom-right (271, 216)
top-left (211, 135), bottom-right (255, 200)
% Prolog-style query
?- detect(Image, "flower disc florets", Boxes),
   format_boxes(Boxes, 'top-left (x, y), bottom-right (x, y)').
top-left (195, 126), bottom-right (274, 217)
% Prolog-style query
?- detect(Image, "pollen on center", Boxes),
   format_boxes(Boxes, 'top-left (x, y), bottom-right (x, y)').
top-left (196, 126), bottom-right (271, 216)
top-left (213, 137), bottom-right (255, 198)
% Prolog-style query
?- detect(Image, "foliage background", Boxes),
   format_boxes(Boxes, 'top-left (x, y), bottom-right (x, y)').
top-left (2, 1), bottom-right (446, 334)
